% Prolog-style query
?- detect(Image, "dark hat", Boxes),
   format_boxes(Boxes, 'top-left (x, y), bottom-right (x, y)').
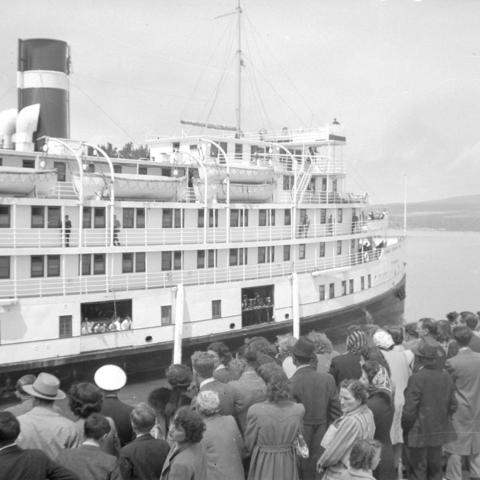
top-left (412, 342), bottom-right (437, 359)
top-left (292, 337), bottom-right (315, 359)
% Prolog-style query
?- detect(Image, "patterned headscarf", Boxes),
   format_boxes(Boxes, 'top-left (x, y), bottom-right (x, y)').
top-left (346, 330), bottom-right (367, 354)
top-left (373, 330), bottom-right (394, 350)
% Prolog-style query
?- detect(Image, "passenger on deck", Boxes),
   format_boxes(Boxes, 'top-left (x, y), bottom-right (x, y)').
top-left (120, 316), bottom-right (132, 331)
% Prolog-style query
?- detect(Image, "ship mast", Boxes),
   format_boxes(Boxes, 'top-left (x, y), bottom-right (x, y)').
top-left (236, 0), bottom-right (243, 137)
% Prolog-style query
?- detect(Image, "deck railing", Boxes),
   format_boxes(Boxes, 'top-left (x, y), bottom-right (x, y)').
top-left (0, 244), bottom-right (402, 299)
top-left (0, 218), bottom-right (388, 249)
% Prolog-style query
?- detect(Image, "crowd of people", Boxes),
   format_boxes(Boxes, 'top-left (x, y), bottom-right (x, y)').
top-left (1, 310), bottom-right (480, 480)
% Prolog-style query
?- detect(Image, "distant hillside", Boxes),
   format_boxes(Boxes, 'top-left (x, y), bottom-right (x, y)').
top-left (378, 194), bottom-right (480, 232)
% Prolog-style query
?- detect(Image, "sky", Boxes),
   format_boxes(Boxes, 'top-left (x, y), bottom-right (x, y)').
top-left (1, 0), bottom-right (480, 203)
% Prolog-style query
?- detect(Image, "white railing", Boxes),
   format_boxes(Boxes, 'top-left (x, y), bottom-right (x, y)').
top-left (277, 191), bottom-right (368, 204)
top-left (0, 220), bottom-right (386, 249)
top-left (0, 245), bottom-right (396, 299)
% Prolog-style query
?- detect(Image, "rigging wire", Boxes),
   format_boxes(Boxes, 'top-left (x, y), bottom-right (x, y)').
top-left (69, 76), bottom-right (136, 143)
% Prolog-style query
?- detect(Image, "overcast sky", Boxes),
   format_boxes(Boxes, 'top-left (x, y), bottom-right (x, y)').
top-left (1, 0), bottom-right (479, 203)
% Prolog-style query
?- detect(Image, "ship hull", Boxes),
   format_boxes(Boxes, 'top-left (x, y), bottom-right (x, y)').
top-left (0, 274), bottom-right (405, 395)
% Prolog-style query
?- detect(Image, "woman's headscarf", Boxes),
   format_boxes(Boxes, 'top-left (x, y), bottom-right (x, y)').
top-left (346, 330), bottom-right (367, 354)
top-left (370, 364), bottom-right (393, 398)
top-left (373, 330), bottom-right (394, 350)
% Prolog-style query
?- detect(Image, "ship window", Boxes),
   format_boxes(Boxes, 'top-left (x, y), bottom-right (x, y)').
top-left (230, 209), bottom-right (239, 227)
top-left (234, 144), bottom-right (243, 159)
top-left (299, 244), bottom-right (306, 260)
top-left (48, 207), bottom-right (61, 228)
top-left (259, 209), bottom-right (275, 227)
top-left (161, 167), bottom-right (172, 177)
top-left (284, 209), bottom-right (291, 226)
top-left (93, 254), bottom-right (106, 275)
top-left (283, 175), bottom-right (294, 190)
top-left (47, 255), bottom-right (60, 277)
top-left (321, 177), bottom-right (327, 192)
top-left (368, 274), bottom-right (372, 288)
top-left (342, 280), bottom-right (347, 296)
top-left (31, 206), bottom-right (45, 228)
top-left (230, 248), bottom-right (247, 266)
top-left (162, 209), bottom-right (172, 228)
top-left (230, 209), bottom-right (248, 227)
top-left (320, 209), bottom-right (326, 224)
top-left (319, 285), bottom-right (325, 301)
top-left (332, 178), bottom-right (338, 192)
top-left (122, 253), bottom-right (134, 273)
top-left (197, 250), bottom-right (205, 269)
top-left (283, 245), bottom-right (290, 261)
top-left (189, 144), bottom-right (198, 151)
top-left (319, 242), bottom-right (325, 257)
top-left (54, 162), bottom-right (66, 182)
top-left (174, 209), bottom-right (182, 228)
top-left (351, 239), bottom-right (356, 251)
top-left (208, 249), bottom-right (216, 268)
top-left (161, 252), bottom-right (172, 271)
top-left (258, 247), bottom-right (265, 263)
top-left (123, 208), bottom-right (135, 228)
top-left (172, 142), bottom-right (180, 151)
top-left (0, 206), bottom-right (10, 228)
top-left (173, 251), bottom-right (182, 270)
top-left (337, 208), bottom-right (343, 223)
top-left (81, 254), bottom-right (91, 275)
top-left (198, 209), bottom-right (204, 228)
top-left (31, 256), bottom-right (44, 277)
top-left (337, 240), bottom-right (342, 255)
top-left (0, 256), bottom-right (10, 279)
top-left (136, 252), bottom-right (146, 272)
top-left (94, 208), bottom-right (106, 228)
top-left (329, 283), bottom-right (335, 299)
top-left (219, 142), bottom-right (228, 163)
top-left (23, 159), bottom-right (35, 168)
top-left (209, 209), bottom-right (218, 228)
top-left (361, 276), bottom-right (365, 290)
top-left (136, 208), bottom-right (145, 228)
top-left (210, 144), bottom-right (219, 157)
top-left (59, 315), bottom-right (72, 338)
top-left (349, 279), bottom-right (354, 294)
top-left (258, 246), bottom-right (274, 264)
top-left (0, 158), bottom-right (2, 166)
top-left (139, 166), bottom-right (148, 175)
top-left (113, 164), bottom-right (122, 173)
top-left (229, 249), bottom-right (238, 266)
top-left (212, 300), bottom-right (222, 319)
top-left (161, 306), bottom-right (172, 325)
top-left (83, 207), bottom-right (92, 228)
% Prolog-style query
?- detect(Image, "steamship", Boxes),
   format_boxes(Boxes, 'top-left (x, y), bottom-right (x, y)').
top-left (0, 37), bottom-right (406, 386)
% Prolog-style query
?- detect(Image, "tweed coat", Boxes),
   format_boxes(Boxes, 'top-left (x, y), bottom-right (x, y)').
top-left (199, 379), bottom-right (237, 416)
top-left (0, 445), bottom-right (78, 480)
top-left (444, 347), bottom-right (480, 455)
top-left (160, 442), bottom-right (208, 480)
top-left (402, 365), bottom-right (457, 447)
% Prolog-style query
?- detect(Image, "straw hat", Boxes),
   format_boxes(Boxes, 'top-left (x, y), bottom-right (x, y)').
top-left (94, 364), bottom-right (127, 391)
top-left (22, 372), bottom-right (65, 401)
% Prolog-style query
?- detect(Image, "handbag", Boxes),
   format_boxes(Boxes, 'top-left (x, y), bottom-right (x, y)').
top-left (293, 432), bottom-right (309, 458)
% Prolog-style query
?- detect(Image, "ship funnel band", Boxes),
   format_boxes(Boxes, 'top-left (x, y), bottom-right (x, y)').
top-left (17, 70), bottom-right (69, 91)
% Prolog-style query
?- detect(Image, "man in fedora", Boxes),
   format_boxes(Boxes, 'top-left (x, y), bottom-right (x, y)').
top-left (290, 336), bottom-right (341, 480)
top-left (0, 411), bottom-right (78, 480)
top-left (16, 372), bottom-right (80, 460)
top-left (94, 364), bottom-right (133, 446)
top-left (402, 342), bottom-right (457, 480)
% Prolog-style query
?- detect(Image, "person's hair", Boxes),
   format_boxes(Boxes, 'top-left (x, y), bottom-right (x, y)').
top-left (349, 439), bottom-right (382, 470)
top-left (147, 387), bottom-right (171, 416)
top-left (276, 334), bottom-right (297, 355)
top-left (265, 371), bottom-right (291, 403)
top-left (257, 362), bottom-right (284, 385)
top-left (0, 412), bottom-right (20, 444)
top-left (340, 379), bottom-right (369, 404)
top-left (418, 318), bottom-right (437, 336)
top-left (460, 312), bottom-right (479, 331)
top-left (68, 383), bottom-right (103, 418)
top-left (15, 374), bottom-right (36, 395)
top-left (446, 311), bottom-right (459, 324)
top-left (361, 360), bottom-right (381, 384)
top-left (84, 413), bottom-right (111, 441)
top-left (130, 402), bottom-right (156, 433)
top-left (435, 319), bottom-right (452, 343)
top-left (207, 342), bottom-right (232, 366)
top-left (195, 390), bottom-right (220, 416)
top-left (242, 347), bottom-right (259, 367)
top-left (173, 406), bottom-right (205, 443)
top-left (404, 322), bottom-right (419, 339)
top-left (166, 364), bottom-right (192, 389)
top-left (453, 325), bottom-right (473, 347)
top-left (191, 351), bottom-right (216, 379)
top-left (386, 327), bottom-right (403, 345)
top-left (246, 337), bottom-right (277, 358)
top-left (307, 331), bottom-right (333, 354)
top-left (360, 346), bottom-right (390, 376)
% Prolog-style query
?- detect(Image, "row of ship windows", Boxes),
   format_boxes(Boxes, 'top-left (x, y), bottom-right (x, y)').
top-left (0, 241), bottom-right (356, 279)
top-left (0, 206), bottom-right (345, 229)
top-left (59, 274), bottom-right (372, 339)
